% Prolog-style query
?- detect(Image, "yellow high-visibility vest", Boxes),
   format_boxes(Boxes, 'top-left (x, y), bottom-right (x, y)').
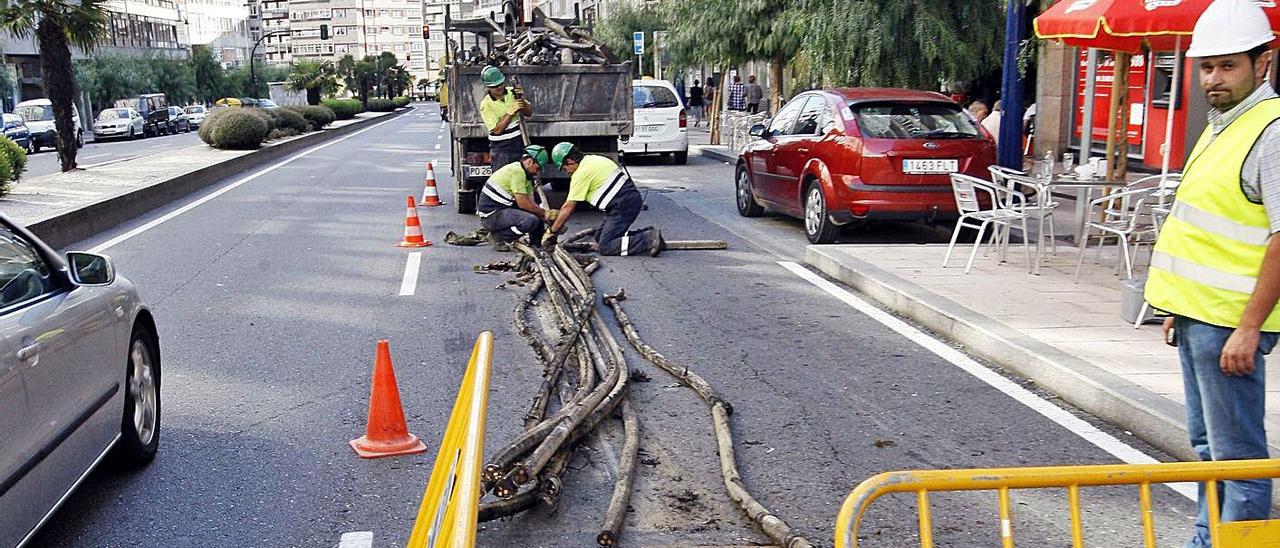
top-left (1146, 98), bottom-right (1280, 330)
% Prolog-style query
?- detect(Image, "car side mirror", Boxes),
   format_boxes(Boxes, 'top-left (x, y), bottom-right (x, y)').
top-left (66, 252), bottom-right (115, 285)
top-left (749, 123), bottom-right (766, 138)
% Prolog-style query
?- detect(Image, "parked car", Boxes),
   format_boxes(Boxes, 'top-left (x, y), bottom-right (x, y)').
top-left (115, 93), bottom-right (169, 137)
top-left (257, 98), bottom-right (280, 109)
top-left (2, 114), bottom-right (33, 153)
top-left (620, 79), bottom-right (689, 164)
top-left (92, 108), bottom-right (146, 141)
top-left (14, 99), bottom-right (83, 153)
top-left (0, 213), bottom-right (160, 547)
top-left (166, 106), bottom-right (191, 133)
top-left (735, 88), bottom-right (997, 243)
top-left (184, 105), bottom-right (208, 127)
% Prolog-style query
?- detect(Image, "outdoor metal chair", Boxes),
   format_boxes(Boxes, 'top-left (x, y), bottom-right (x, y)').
top-left (989, 165), bottom-right (1060, 256)
top-left (1074, 185), bottom-right (1161, 282)
top-left (943, 173), bottom-right (1033, 274)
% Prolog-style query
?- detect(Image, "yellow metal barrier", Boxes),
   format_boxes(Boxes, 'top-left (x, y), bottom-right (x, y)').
top-left (407, 332), bottom-right (494, 548)
top-left (834, 458), bottom-right (1280, 548)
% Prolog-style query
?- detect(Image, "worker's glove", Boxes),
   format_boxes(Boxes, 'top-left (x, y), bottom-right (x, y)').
top-left (515, 99), bottom-right (530, 111)
top-left (541, 232), bottom-right (559, 248)
top-left (545, 209), bottom-right (559, 222)
top-left (506, 102), bottom-right (522, 116)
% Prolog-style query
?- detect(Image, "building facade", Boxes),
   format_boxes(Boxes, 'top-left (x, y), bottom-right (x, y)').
top-left (180, 0), bottom-right (255, 67)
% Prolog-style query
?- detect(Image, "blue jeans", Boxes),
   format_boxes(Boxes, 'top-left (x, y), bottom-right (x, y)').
top-left (1177, 316), bottom-right (1278, 547)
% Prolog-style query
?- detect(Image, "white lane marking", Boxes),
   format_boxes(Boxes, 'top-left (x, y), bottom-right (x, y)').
top-left (338, 531), bottom-right (373, 548)
top-left (89, 115), bottom-right (404, 253)
top-left (433, 143), bottom-right (441, 150)
top-left (776, 261), bottom-right (1197, 500)
top-left (436, 133), bottom-right (443, 140)
top-left (399, 252), bottom-right (422, 296)
top-left (150, 143), bottom-right (168, 148)
top-left (82, 153), bottom-right (110, 160)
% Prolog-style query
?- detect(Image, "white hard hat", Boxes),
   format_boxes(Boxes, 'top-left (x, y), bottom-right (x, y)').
top-left (1187, 0), bottom-right (1276, 58)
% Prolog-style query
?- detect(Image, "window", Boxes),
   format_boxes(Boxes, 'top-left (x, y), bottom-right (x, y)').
top-left (793, 97), bottom-right (826, 135)
top-left (394, 44), bottom-right (405, 52)
top-left (391, 9), bottom-right (403, 17)
top-left (393, 26), bottom-right (405, 35)
top-left (0, 227), bottom-right (57, 310)
top-left (334, 26), bottom-right (347, 36)
top-left (632, 85), bottom-right (679, 108)
top-left (364, 9), bottom-right (374, 17)
top-left (768, 97), bottom-right (806, 135)
top-left (851, 102), bottom-right (980, 139)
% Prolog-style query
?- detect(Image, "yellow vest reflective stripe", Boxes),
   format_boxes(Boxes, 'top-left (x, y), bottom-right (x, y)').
top-left (1145, 98), bottom-right (1280, 330)
top-left (480, 162), bottom-right (529, 210)
top-left (480, 87), bottom-right (522, 142)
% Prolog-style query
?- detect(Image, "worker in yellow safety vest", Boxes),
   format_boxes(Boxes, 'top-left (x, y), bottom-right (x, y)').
top-left (477, 144), bottom-right (553, 251)
top-left (542, 142), bottom-right (664, 256)
top-left (1144, 1), bottom-right (1279, 545)
top-left (479, 65), bottom-right (532, 170)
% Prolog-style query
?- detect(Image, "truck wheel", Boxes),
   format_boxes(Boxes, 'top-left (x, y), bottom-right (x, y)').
top-left (456, 190), bottom-right (477, 215)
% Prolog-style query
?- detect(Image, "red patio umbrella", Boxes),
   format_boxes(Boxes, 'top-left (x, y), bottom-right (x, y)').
top-left (1035, 0), bottom-right (1280, 176)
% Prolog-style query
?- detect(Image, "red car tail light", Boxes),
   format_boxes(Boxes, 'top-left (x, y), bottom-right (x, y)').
top-left (679, 109), bottom-right (687, 129)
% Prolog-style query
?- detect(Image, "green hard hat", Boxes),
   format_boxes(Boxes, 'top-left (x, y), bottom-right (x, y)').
top-left (523, 144), bottom-right (549, 166)
top-left (551, 142), bottom-right (575, 168)
top-left (480, 65), bottom-right (505, 88)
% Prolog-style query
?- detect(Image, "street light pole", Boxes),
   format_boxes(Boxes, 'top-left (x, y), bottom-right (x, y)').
top-left (251, 28), bottom-right (290, 97)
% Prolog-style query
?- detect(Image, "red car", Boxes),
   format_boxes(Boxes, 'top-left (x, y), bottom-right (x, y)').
top-left (735, 88), bottom-right (996, 243)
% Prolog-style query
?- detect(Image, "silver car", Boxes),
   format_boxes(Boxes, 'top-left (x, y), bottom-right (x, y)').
top-left (0, 215), bottom-right (160, 547)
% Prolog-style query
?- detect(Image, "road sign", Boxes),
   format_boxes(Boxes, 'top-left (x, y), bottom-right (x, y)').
top-left (633, 31), bottom-right (644, 55)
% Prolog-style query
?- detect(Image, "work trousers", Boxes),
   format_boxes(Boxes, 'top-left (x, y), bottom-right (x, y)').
top-left (1176, 315), bottom-right (1279, 547)
top-left (481, 208), bottom-right (544, 244)
top-left (490, 138), bottom-right (524, 170)
top-left (596, 183), bottom-right (656, 256)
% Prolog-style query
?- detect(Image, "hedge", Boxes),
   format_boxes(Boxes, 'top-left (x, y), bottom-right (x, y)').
top-left (285, 105), bottom-right (335, 131)
top-left (208, 109), bottom-right (269, 149)
top-left (393, 97), bottom-right (411, 108)
top-left (322, 99), bottom-right (363, 120)
top-left (0, 136), bottom-right (27, 182)
top-left (264, 107), bottom-right (308, 136)
top-left (366, 98), bottom-right (395, 112)
top-left (198, 108), bottom-right (233, 145)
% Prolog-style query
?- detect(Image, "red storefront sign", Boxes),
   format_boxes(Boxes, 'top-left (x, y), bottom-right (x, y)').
top-left (1075, 50), bottom-right (1147, 148)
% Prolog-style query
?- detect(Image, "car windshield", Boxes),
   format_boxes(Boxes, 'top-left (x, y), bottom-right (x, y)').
top-left (633, 86), bottom-right (680, 109)
top-left (15, 104), bottom-right (52, 122)
top-left (97, 109), bottom-right (130, 121)
top-left (185, 106), bottom-right (205, 114)
top-left (851, 102), bottom-right (980, 139)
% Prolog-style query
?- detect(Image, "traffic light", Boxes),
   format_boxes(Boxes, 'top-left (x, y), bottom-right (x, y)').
top-left (320, 24), bottom-right (329, 39)
top-left (422, 25), bottom-right (429, 39)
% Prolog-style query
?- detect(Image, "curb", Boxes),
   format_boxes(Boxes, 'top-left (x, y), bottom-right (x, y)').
top-left (804, 245), bottom-right (1214, 463)
top-left (28, 108), bottom-right (408, 250)
top-left (693, 144), bottom-right (737, 163)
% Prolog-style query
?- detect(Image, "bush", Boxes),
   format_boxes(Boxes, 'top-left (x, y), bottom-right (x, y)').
top-left (208, 110), bottom-right (269, 149)
top-left (322, 99), bottom-right (363, 120)
top-left (285, 105), bottom-right (335, 131)
top-left (265, 107), bottom-right (308, 135)
top-left (393, 96), bottom-right (411, 108)
top-left (367, 98), bottom-right (395, 112)
top-left (0, 136), bottom-right (27, 182)
top-left (0, 142), bottom-right (13, 195)
top-left (198, 108), bottom-right (234, 145)
top-left (244, 107), bottom-right (275, 131)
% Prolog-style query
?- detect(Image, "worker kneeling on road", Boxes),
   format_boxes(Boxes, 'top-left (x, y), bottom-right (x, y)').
top-left (480, 65), bottom-right (533, 170)
top-left (544, 142), bottom-right (664, 256)
top-left (479, 144), bottom-right (552, 249)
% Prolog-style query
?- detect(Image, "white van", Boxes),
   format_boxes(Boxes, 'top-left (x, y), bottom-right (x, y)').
top-left (620, 79), bottom-right (689, 164)
top-left (15, 98), bottom-right (84, 152)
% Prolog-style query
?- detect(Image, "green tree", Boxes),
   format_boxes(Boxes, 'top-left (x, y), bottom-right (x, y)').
top-left (286, 59), bottom-right (339, 105)
top-left (0, 0), bottom-right (109, 171)
top-left (76, 54), bottom-right (147, 111)
top-left (353, 56), bottom-right (379, 108)
top-left (148, 56), bottom-right (196, 106)
top-left (796, 0), bottom-right (1003, 91)
top-left (375, 52), bottom-right (398, 98)
top-left (336, 54), bottom-right (357, 95)
top-left (594, 2), bottom-right (666, 75)
top-left (385, 65), bottom-right (411, 98)
top-left (192, 45), bottom-right (228, 104)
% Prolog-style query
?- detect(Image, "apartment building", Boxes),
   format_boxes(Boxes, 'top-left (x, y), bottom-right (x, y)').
top-left (180, 0), bottom-right (255, 67)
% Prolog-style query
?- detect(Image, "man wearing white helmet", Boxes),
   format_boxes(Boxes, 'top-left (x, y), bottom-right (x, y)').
top-left (1144, 1), bottom-right (1278, 545)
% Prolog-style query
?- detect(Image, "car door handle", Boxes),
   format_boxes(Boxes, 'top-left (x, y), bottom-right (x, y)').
top-left (797, 148), bottom-right (810, 153)
top-left (17, 343), bottom-right (39, 362)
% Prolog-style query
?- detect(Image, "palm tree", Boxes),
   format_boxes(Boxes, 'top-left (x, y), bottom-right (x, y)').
top-left (385, 65), bottom-right (412, 99)
top-left (353, 56), bottom-right (379, 109)
top-left (0, 0), bottom-right (109, 172)
top-left (415, 80), bottom-right (429, 100)
top-left (336, 54), bottom-right (357, 96)
top-left (286, 59), bottom-right (339, 105)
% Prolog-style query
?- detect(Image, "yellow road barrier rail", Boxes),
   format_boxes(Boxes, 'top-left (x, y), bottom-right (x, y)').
top-left (407, 332), bottom-right (494, 548)
top-left (835, 458), bottom-right (1280, 548)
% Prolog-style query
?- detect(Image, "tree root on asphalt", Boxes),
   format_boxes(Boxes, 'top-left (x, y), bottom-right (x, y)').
top-left (597, 399), bottom-right (639, 546)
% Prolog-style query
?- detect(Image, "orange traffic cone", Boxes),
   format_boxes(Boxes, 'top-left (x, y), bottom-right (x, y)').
top-left (420, 162), bottom-right (444, 207)
top-left (350, 340), bottom-right (428, 459)
top-left (397, 196), bottom-right (432, 248)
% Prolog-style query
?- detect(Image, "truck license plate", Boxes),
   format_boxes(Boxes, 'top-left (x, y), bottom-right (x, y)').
top-left (902, 159), bottom-right (958, 174)
top-left (466, 165), bottom-right (492, 177)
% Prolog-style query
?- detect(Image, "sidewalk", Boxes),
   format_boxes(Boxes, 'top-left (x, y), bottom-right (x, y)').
top-left (806, 241), bottom-right (1280, 462)
top-left (688, 124), bottom-right (737, 163)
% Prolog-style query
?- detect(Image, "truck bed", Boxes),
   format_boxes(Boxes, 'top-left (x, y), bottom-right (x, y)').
top-left (447, 63), bottom-right (633, 139)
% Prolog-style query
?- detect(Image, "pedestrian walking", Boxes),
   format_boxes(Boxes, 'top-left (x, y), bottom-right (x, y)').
top-left (744, 75), bottom-right (764, 114)
top-left (478, 65), bottom-right (533, 170)
top-left (982, 100), bottom-right (1003, 144)
top-left (478, 145), bottom-right (553, 251)
top-left (967, 100), bottom-right (989, 122)
top-left (704, 75), bottom-right (717, 121)
top-left (688, 80), bottom-right (704, 126)
top-left (544, 142), bottom-right (664, 256)
top-left (727, 75), bottom-right (746, 111)
top-left (1143, 1), bottom-right (1280, 546)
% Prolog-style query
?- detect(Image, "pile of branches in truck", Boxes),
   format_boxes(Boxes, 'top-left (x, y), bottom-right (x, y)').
top-left (459, 8), bottom-right (616, 67)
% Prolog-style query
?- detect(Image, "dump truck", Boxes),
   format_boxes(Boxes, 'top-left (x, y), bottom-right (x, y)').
top-left (444, 9), bottom-right (632, 214)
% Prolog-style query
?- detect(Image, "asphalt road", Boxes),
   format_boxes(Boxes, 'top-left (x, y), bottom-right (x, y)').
top-left (25, 128), bottom-right (203, 178)
top-left (27, 103), bottom-right (1199, 547)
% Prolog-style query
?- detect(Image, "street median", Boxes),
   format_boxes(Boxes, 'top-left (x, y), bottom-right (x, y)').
top-left (23, 107), bottom-right (408, 250)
